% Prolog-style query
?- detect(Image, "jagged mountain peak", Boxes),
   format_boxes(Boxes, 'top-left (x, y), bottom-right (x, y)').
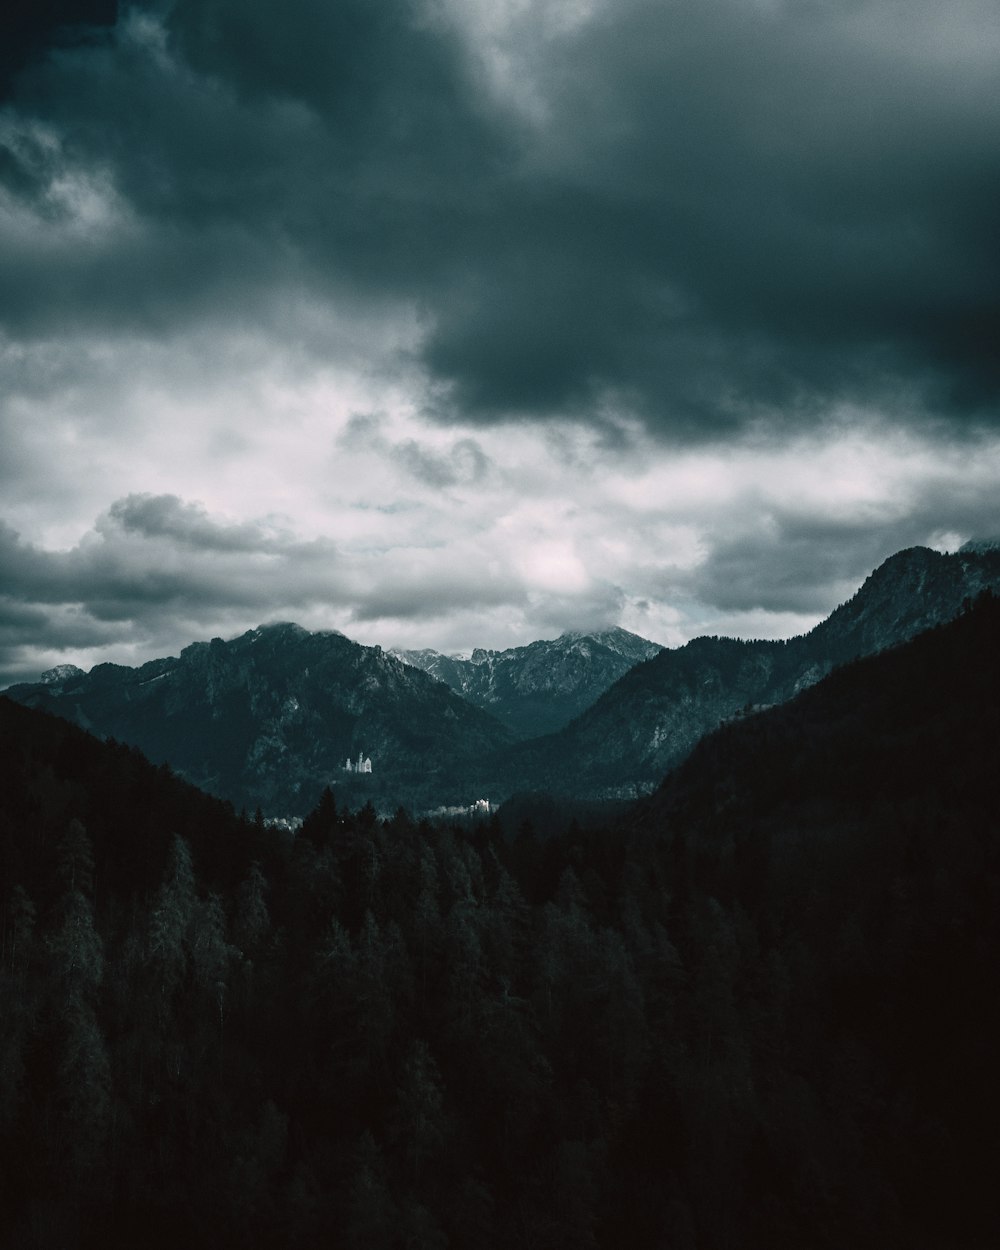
top-left (11, 542), bottom-right (997, 814)
top-left (396, 625), bottom-right (663, 738)
top-left (5, 623), bottom-right (512, 815)
top-left (559, 624), bottom-right (652, 646)
top-left (39, 663), bottom-right (86, 686)
top-left (496, 541), bottom-right (1000, 801)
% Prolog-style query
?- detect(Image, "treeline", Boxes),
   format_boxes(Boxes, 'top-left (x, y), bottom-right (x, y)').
top-left (1, 595), bottom-right (998, 1248)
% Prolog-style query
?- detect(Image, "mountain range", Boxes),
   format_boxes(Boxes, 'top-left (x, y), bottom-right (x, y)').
top-left (3, 623), bottom-right (512, 815)
top-left (392, 626), bottom-right (662, 738)
top-left (1, 574), bottom-right (997, 1248)
top-left (485, 542), bottom-right (1000, 799)
top-left (5, 542), bottom-right (1000, 814)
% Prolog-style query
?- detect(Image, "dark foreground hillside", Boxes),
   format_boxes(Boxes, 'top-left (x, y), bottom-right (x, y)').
top-left (1, 594), bottom-right (998, 1248)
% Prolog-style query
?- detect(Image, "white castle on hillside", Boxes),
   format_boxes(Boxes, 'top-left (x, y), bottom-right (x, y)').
top-left (344, 752), bottom-right (372, 774)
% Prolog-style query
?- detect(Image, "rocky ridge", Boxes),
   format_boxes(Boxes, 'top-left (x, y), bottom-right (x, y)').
top-left (5, 622), bottom-right (512, 815)
top-left (493, 544), bottom-right (1000, 799)
top-left (392, 625), bottom-right (663, 738)
top-left (7, 543), bottom-right (1000, 814)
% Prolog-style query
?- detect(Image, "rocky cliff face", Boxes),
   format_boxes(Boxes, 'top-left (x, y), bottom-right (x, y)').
top-left (5, 623), bottom-right (512, 815)
top-left (393, 626), bottom-right (663, 738)
top-left (498, 545), bottom-right (1000, 799)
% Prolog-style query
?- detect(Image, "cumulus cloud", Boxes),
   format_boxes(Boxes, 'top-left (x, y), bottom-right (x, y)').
top-left (0, 497), bottom-right (338, 678)
top-left (103, 494), bottom-right (291, 553)
top-left (2, 417), bottom-right (998, 686)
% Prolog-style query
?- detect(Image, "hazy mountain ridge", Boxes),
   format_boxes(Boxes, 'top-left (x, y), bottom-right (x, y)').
top-left (5, 622), bottom-right (512, 815)
top-left (645, 584), bottom-right (1000, 832)
top-left (490, 544), bottom-right (1000, 799)
top-left (392, 626), bottom-right (663, 738)
top-left (7, 544), bottom-right (1000, 813)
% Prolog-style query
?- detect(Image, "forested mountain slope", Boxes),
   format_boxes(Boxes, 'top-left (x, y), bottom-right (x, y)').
top-left (3, 622), bottom-right (511, 815)
top-left (493, 542), bottom-right (1000, 798)
top-left (1, 594), bottom-right (997, 1248)
top-left (5, 544), bottom-right (1000, 815)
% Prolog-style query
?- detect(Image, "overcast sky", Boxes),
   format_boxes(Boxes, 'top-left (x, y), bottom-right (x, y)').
top-left (2, 0), bottom-right (998, 685)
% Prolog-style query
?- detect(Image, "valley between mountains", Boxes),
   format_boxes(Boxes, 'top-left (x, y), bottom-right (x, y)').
top-left (1, 564), bottom-right (998, 1248)
top-left (5, 542), bottom-right (1000, 819)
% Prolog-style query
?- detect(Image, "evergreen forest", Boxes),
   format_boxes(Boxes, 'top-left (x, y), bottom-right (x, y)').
top-left (1, 596), bottom-right (998, 1248)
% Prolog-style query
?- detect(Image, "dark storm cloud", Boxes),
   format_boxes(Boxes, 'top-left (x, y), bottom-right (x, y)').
top-left (105, 494), bottom-right (288, 553)
top-left (681, 520), bottom-right (902, 615)
top-left (2, 0), bottom-right (998, 438)
top-left (0, 1), bottom-right (117, 97)
top-left (681, 468), bottom-right (1000, 616)
top-left (0, 598), bottom-right (49, 633)
top-left (0, 501), bottom-right (340, 620)
top-left (0, 496), bottom-right (352, 682)
top-left (0, 597), bottom-right (113, 648)
top-left (0, 0), bottom-right (509, 333)
top-left (426, 1), bottom-right (1000, 432)
top-left (0, 491), bottom-right (537, 683)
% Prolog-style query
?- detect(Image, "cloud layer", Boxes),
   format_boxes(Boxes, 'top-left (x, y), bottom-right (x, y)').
top-left (3, 419), bottom-right (999, 685)
top-left (4, 0), bottom-right (998, 433)
top-left (1, 1), bottom-right (999, 680)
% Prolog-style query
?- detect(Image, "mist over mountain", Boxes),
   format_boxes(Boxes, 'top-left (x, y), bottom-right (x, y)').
top-left (393, 626), bottom-right (662, 738)
top-left (3, 622), bottom-right (511, 816)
